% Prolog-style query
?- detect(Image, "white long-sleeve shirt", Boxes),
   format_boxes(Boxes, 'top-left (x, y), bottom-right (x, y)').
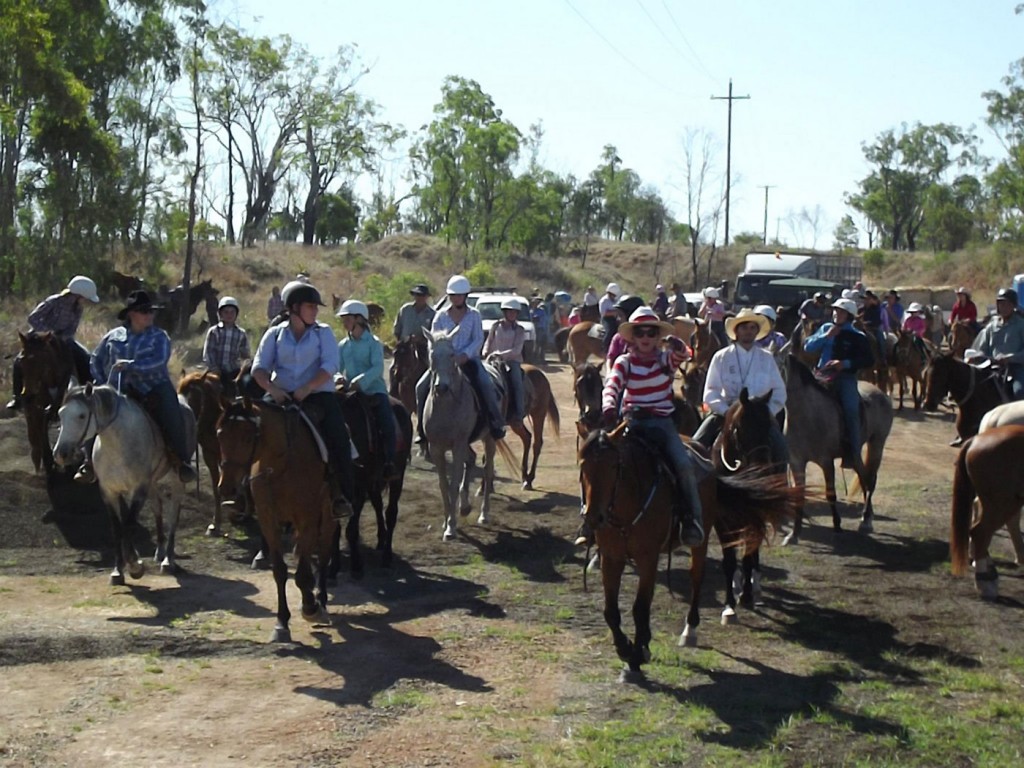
top-left (702, 344), bottom-right (787, 417)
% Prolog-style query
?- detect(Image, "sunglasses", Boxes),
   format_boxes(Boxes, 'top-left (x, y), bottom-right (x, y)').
top-left (633, 326), bottom-right (661, 338)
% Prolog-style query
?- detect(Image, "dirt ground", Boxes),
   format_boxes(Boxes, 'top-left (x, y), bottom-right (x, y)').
top-left (0, 359), bottom-right (1022, 767)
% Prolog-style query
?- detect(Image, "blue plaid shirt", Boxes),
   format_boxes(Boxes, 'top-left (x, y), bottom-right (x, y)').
top-left (91, 325), bottom-right (173, 395)
top-left (28, 292), bottom-right (82, 341)
top-left (203, 323), bottom-right (251, 374)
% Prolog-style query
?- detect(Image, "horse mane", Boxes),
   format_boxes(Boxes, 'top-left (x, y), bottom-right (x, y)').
top-left (577, 425), bottom-right (614, 461)
top-left (786, 354), bottom-right (828, 395)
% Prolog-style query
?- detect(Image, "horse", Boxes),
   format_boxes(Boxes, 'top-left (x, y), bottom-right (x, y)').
top-left (16, 331), bottom-right (77, 472)
top-left (976, 402), bottom-right (1024, 565)
top-left (889, 331), bottom-right (931, 410)
top-left (578, 304), bottom-right (600, 324)
top-left (949, 320), bottom-right (979, 359)
top-left (157, 278), bottom-right (219, 331)
top-left (177, 370), bottom-right (233, 534)
top-left (680, 319), bottom-right (722, 408)
top-left (950, 425), bottom-right (1024, 600)
top-left (774, 302), bottom-right (802, 339)
top-left (922, 352), bottom-right (1008, 444)
top-left (578, 426), bottom-right (799, 680)
top-left (553, 326), bottom-right (571, 362)
top-left (713, 389), bottom-right (780, 618)
top-left (215, 397), bottom-right (334, 642)
top-left (388, 337), bottom-right (428, 419)
top-left (333, 391), bottom-right (414, 577)
top-left (422, 329), bottom-right (514, 540)
top-left (784, 355), bottom-right (894, 543)
top-left (110, 271), bottom-right (147, 300)
top-left (566, 321), bottom-right (605, 366)
top-left (504, 364), bottom-right (560, 490)
top-left (53, 382), bottom-right (197, 584)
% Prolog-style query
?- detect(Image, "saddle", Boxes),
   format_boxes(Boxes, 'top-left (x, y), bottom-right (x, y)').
top-left (123, 387), bottom-right (188, 467)
top-left (259, 399), bottom-right (332, 464)
top-left (586, 324), bottom-right (606, 341)
top-left (338, 390), bottom-right (404, 463)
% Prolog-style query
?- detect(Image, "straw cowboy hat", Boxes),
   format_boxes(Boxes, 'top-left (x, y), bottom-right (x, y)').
top-left (617, 306), bottom-right (674, 342)
top-left (724, 308), bottom-right (771, 341)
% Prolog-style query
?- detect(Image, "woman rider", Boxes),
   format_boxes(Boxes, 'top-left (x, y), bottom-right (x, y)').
top-left (251, 280), bottom-right (354, 521)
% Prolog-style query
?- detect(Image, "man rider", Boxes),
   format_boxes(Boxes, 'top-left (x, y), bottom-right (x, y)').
top-left (970, 287), bottom-right (1024, 401)
top-left (799, 292), bottom-right (829, 324)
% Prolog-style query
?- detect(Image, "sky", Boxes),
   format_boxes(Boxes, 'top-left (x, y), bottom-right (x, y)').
top-left (215, 0), bottom-right (1024, 248)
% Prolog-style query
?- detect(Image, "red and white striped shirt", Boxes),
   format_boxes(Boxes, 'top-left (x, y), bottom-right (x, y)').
top-left (602, 351), bottom-right (675, 417)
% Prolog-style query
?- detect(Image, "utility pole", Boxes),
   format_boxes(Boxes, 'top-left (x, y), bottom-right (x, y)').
top-left (711, 79), bottom-right (750, 248)
top-left (760, 185), bottom-right (776, 244)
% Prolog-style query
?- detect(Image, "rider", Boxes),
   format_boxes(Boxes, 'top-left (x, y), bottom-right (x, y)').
top-left (950, 287), bottom-right (979, 332)
top-left (392, 283), bottom-right (435, 343)
top-left (693, 308), bottom-right (788, 469)
top-left (752, 305), bottom-right (788, 351)
top-left (87, 290), bottom-right (197, 484)
top-left (7, 275), bottom-right (100, 411)
top-left (601, 306), bottom-right (704, 547)
top-left (803, 297), bottom-right (875, 468)
top-left (416, 274), bottom-right (506, 441)
top-left (799, 291), bottom-right (829, 323)
top-left (598, 282), bottom-right (622, 353)
top-left (337, 299), bottom-right (399, 481)
top-left (883, 289), bottom-right (904, 333)
top-left (202, 296), bottom-right (251, 389)
top-left (481, 297), bottom-right (526, 428)
top-left (652, 284), bottom-right (670, 318)
top-left (860, 290), bottom-right (887, 365)
top-left (698, 286), bottom-right (728, 346)
top-left (969, 287), bottom-right (1024, 401)
top-left (605, 295), bottom-right (646, 369)
top-left (251, 280), bottom-right (355, 521)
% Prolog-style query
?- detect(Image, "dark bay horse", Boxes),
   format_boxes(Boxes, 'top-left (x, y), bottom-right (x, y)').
top-left (578, 427), bottom-right (799, 680)
top-left (950, 425), bottom-right (1024, 600)
top-left (388, 338), bottom-right (428, 419)
top-left (554, 325), bottom-right (571, 363)
top-left (713, 389), bottom-right (780, 617)
top-left (889, 331), bottom-right (931, 410)
top-left (333, 391), bottom-right (413, 578)
top-left (178, 370), bottom-right (234, 534)
top-left (157, 279), bottom-right (219, 331)
top-left (216, 398), bottom-right (334, 642)
top-left (923, 352), bottom-right (1007, 443)
top-left (17, 331), bottom-right (77, 472)
top-left (784, 355), bottom-right (893, 543)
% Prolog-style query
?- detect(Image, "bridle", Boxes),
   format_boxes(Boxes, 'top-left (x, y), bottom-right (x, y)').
top-left (582, 431), bottom-right (662, 534)
top-left (217, 406), bottom-right (262, 474)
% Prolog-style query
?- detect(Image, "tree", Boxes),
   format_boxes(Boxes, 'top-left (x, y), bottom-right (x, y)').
top-left (678, 129), bottom-right (724, 289)
top-left (984, 57), bottom-right (1024, 238)
top-left (846, 122), bottom-right (978, 251)
top-left (832, 215), bottom-right (859, 251)
top-left (314, 188), bottom-right (359, 245)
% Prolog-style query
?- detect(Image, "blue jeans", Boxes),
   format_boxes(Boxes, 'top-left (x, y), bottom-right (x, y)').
top-left (369, 392), bottom-right (397, 464)
top-left (835, 373), bottom-right (861, 457)
top-left (148, 380), bottom-right (190, 465)
top-left (626, 413), bottom-right (702, 522)
top-left (504, 361), bottom-right (524, 422)
top-left (416, 358), bottom-right (505, 436)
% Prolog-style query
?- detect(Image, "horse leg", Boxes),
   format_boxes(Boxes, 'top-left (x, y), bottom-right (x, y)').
top-left (433, 449), bottom-right (458, 541)
top-left (201, 438), bottom-right (223, 535)
top-left (743, 550), bottom-right (761, 607)
top-left (345, 497), bottom-right (364, 581)
top-left (599, 550), bottom-right (634, 666)
top-left (270, 549), bottom-right (292, 642)
top-left (527, 413), bottom-right (545, 490)
top-left (720, 542), bottom-right (739, 625)
top-left (680, 540), bottom-right (709, 647)
top-left (107, 497), bottom-right (127, 586)
top-left (823, 462), bottom-right (841, 532)
top-left (511, 421), bottom-right (532, 489)
top-left (782, 464), bottom-right (807, 546)
top-left (461, 446), bottom-right (475, 518)
top-left (478, 440), bottom-right (496, 525)
top-left (625, 552), bottom-right (658, 679)
top-left (970, 524), bottom-right (1000, 601)
top-left (1007, 509), bottom-right (1024, 566)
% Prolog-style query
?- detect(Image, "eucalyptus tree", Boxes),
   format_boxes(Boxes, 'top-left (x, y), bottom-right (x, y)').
top-left (984, 57), bottom-right (1024, 238)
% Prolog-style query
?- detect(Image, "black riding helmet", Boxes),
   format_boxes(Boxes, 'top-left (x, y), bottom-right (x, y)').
top-left (612, 294), bottom-right (646, 318)
top-left (997, 287), bottom-right (1018, 305)
top-left (281, 281), bottom-right (326, 309)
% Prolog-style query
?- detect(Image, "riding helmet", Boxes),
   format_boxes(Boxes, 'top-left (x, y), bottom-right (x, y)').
top-left (281, 280), bottom-right (325, 308)
top-left (446, 275), bottom-right (471, 295)
top-left (217, 295), bottom-right (240, 313)
top-left (337, 299), bottom-right (369, 320)
top-left (753, 304), bottom-right (777, 322)
top-left (997, 287), bottom-right (1018, 305)
top-left (612, 294), bottom-right (645, 318)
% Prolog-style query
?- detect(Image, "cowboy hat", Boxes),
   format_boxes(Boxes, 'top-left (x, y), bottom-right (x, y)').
top-left (117, 289), bottom-right (163, 320)
top-left (617, 306), bottom-right (674, 341)
top-left (410, 284), bottom-right (431, 296)
top-left (724, 308), bottom-right (771, 341)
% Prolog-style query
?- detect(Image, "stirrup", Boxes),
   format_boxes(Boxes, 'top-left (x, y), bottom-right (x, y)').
top-left (679, 518), bottom-right (704, 547)
top-left (74, 463), bottom-right (97, 484)
top-left (332, 495), bottom-right (354, 522)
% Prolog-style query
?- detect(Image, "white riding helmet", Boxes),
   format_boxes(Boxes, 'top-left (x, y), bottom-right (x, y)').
top-left (66, 275), bottom-right (100, 303)
top-left (605, 282), bottom-right (621, 297)
top-left (337, 299), bottom-right (369, 320)
top-left (753, 304), bottom-right (777, 322)
top-left (500, 298), bottom-right (521, 312)
top-left (703, 286), bottom-right (719, 299)
top-left (446, 274), bottom-right (471, 295)
top-left (832, 298), bottom-right (858, 316)
top-left (217, 295), bottom-right (240, 312)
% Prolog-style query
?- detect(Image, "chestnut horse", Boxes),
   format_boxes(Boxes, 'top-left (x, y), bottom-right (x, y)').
top-left (567, 322), bottom-right (605, 367)
top-left (388, 337), bottom-right (428, 418)
top-left (950, 425), bottom-right (1024, 600)
top-left (16, 331), bottom-right (77, 472)
top-left (578, 426), bottom-right (798, 681)
top-left (949, 320), bottom-right (979, 359)
top-left (506, 364), bottom-right (560, 490)
top-left (889, 331), bottom-right (932, 410)
top-left (216, 398), bottom-right (335, 642)
top-left (178, 370), bottom-right (228, 533)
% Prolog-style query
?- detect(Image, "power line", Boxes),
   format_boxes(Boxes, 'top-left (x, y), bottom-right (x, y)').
top-left (660, 0), bottom-right (720, 86)
top-left (634, 0), bottom-right (704, 79)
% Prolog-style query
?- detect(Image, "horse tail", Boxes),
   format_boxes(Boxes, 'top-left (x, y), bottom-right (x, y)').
top-left (714, 470), bottom-right (802, 550)
top-left (950, 437), bottom-right (977, 577)
top-left (546, 390), bottom-right (561, 436)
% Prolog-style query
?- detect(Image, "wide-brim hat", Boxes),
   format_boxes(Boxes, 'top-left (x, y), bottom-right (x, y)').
top-left (117, 289), bottom-right (163, 320)
top-left (410, 284), bottom-right (431, 296)
top-left (907, 302), bottom-right (924, 313)
top-left (724, 309), bottom-right (771, 341)
top-left (618, 306), bottom-right (674, 341)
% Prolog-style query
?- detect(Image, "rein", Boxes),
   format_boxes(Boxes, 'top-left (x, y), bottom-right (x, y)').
top-left (589, 433), bottom-right (663, 535)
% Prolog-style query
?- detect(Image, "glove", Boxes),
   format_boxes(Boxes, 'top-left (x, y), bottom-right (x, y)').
top-left (601, 411), bottom-right (619, 431)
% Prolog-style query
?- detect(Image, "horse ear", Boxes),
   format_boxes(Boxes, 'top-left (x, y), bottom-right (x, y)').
top-left (67, 376), bottom-right (79, 392)
top-left (421, 327), bottom-right (432, 342)
top-left (83, 380), bottom-right (92, 396)
top-left (445, 326), bottom-right (459, 341)
top-left (18, 330), bottom-right (27, 343)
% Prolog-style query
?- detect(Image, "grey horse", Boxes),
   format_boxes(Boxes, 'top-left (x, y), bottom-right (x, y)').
top-left (784, 355), bottom-right (894, 544)
top-left (422, 329), bottom-right (503, 541)
top-left (53, 381), bottom-right (197, 584)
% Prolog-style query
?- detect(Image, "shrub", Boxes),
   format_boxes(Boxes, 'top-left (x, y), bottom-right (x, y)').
top-left (863, 249), bottom-right (887, 271)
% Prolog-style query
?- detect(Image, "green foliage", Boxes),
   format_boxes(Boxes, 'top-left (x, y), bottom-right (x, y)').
top-left (833, 214), bottom-right (859, 251)
top-left (315, 190), bottom-right (360, 245)
top-left (363, 270), bottom-right (436, 335)
top-left (863, 248), bottom-right (887, 271)
top-left (465, 261), bottom-right (497, 289)
top-left (733, 231), bottom-right (764, 247)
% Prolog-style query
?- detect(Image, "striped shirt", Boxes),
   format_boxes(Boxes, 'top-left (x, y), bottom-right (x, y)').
top-left (28, 292), bottom-right (83, 340)
top-left (91, 325), bottom-right (173, 395)
top-left (602, 351), bottom-right (675, 417)
top-left (202, 323), bottom-right (251, 374)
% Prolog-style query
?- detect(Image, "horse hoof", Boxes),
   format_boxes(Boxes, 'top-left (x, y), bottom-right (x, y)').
top-left (109, 572), bottom-right (125, 586)
top-left (159, 561), bottom-right (177, 576)
top-left (477, 513), bottom-right (488, 526)
top-left (858, 519), bottom-right (873, 533)
top-left (302, 607), bottom-right (330, 625)
top-left (205, 523), bottom-right (219, 537)
top-left (128, 562), bottom-right (145, 580)
top-left (721, 607), bottom-right (737, 625)
top-left (781, 532), bottom-right (799, 547)
top-left (522, 481), bottom-right (533, 490)
top-left (740, 594), bottom-right (755, 610)
top-left (443, 528), bottom-right (456, 541)
top-left (459, 504), bottom-right (472, 518)
top-left (271, 627), bottom-right (292, 643)
top-left (618, 666), bottom-right (646, 685)
top-left (678, 627), bottom-right (698, 647)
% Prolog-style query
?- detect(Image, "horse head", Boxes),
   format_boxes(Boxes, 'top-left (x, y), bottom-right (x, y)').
top-left (572, 364), bottom-right (603, 436)
top-left (215, 397), bottom-right (261, 503)
top-left (719, 388), bottom-right (774, 471)
top-left (578, 426), bottom-right (624, 530)
top-left (922, 352), bottom-right (956, 411)
top-left (426, 329), bottom-right (460, 395)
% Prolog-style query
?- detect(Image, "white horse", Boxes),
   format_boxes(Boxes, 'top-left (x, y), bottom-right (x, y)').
top-left (422, 329), bottom-right (504, 541)
top-left (53, 381), bottom-right (197, 584)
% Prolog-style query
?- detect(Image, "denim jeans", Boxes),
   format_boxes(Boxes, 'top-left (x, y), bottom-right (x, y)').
top-left (835, 373), bottom-right (861, 456)
top-left (149, 380), bottom-right (190, 464)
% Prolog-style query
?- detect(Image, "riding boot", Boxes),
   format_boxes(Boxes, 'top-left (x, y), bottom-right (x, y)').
top-left (675, 466), bottom-right (705, 547)
top-left (5, 395), bottom-right (22, 411)
top-left (178, 460), bottom-right (197, 484)
top-left (328, 472), bottom-right (354, 522)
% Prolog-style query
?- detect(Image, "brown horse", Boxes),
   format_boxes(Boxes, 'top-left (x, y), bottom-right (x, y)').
top-left (922, 352), bottom-right (1008, 444)
top-left (553, 326), bottom-right (571, 363)
top-left (388, 337), bottom-right (428, 418)
top-left (578, 427), bottom-right (798, 680)
top-left (157, 278), bottom-right (219, 331)
top-left (567, 321), bottom-right (606, 366)
top-left (17, 331), bottom-right (77, 472)
top-left (216, 398), bottom-right (335, 642)
top-left (949, 320), bottom-right (979, 359)
top-left (889, 331), bottom-right (931, 410)
top-left (950, 425), bottom-right (1024, 600)
top-left (506, 364), bottom-right (560, 490)
top-left (178, 370), bottom-right (230, 534)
